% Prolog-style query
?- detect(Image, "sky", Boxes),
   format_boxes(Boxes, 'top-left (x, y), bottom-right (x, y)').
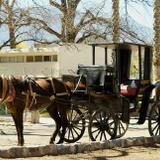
top-left (126, 1), bottom-right (153, 28)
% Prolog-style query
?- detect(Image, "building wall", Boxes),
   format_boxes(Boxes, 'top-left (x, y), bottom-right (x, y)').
top-left (58, 44), bottom-right (105, 76)
top-left (0, 44), bottom-right (106, 77)
top-left (0, 48), bottom-right (59, 77)
top-left (0, 62), bottom-right (59, 77)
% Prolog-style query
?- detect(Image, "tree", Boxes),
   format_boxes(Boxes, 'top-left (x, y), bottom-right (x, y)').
top-left (0, 0), bottom-right (153, 49)
top-left (0, 0), bottom-right (32, 49)
top-left (112, 0), bottom-right (120, 43)
top-left (30, 0), bottom-right (112, 44)
top-left (153, 0), bottom-right (160, 81)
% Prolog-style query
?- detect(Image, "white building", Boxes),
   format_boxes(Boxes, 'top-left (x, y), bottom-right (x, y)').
top-left (0, 44), bottom-right (105, 77)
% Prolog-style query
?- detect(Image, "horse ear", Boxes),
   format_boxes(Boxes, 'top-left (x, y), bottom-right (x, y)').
top-left (8, 75), bottom-right (12, 80)
top-left (1, 74), bottom-right (7, 79)
top-left (1, 74), bottom-right (4, 78)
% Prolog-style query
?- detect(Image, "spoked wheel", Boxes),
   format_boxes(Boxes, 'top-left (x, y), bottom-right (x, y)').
top-left (148, 101), bottom-right (160, 136)
top-left (59, 105), bottom-right (86, 143)
top-left (88, 109), bottom-right (117, 141)
top-left (114, 113), bottom-right (129, 138)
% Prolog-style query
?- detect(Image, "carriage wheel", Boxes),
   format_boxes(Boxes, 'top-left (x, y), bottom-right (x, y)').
top-left (114, 113), bottom-right (129, 138)
top-left (88, 109), bottom-right (117, 141)
top-left (59, 105), bottom-right (86, 143)
top-left (148, 101), bottom-right (160, 136)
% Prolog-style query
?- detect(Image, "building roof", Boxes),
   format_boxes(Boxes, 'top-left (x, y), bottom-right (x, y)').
top-left (0, 47), bottom-right (58, 57)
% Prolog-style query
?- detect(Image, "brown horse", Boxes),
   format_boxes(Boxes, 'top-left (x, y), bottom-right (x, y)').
top-left (0, 75), bottom-right (71, 146)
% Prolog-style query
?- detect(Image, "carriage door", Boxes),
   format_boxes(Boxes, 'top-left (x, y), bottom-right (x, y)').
top-left (143, 47), bottom-right (152, 81)
top-left (139, 46), bottom-right (152, 93)
top-left (119, 48), bottom-right (131, 84)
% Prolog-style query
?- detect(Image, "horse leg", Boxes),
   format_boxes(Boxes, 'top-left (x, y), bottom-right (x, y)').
top-left (7, 102), bottom-right (24, 146)
top-left (47, 105), bottom-right (62, 144)
top-left (56, 108), bottom-right (68, 144)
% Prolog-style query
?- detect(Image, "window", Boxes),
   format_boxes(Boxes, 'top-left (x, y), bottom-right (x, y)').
top-left (8, 57), bottom-right (16, 62)
top-left (26, 56), bottom-right (34, 62)
top-left (16, 56), bottom-right (24, 62)
top-left (52, 55), bottom-right (58, 62)
top-left (44, 56), bottom-right (51, 62)
top-left (35, 56), bottom-right (42, 62)
top-left (0, 57), bottom-right (8, 62)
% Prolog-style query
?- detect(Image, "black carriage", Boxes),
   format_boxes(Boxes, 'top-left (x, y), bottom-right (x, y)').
top-left (61, 42), bottom-right (159, 142)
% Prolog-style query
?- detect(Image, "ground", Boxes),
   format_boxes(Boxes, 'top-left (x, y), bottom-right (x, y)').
top-left (0, 115), bottom-right (160, 159)
top-left (0, 145), bottom-right (160, 160)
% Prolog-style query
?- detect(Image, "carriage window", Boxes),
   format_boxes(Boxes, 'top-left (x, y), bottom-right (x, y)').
top-left (44, 56), bottom-right (51, 62)
top-left (52, 55), bottom-right (58, 62)
top-left (26, 56), bottom-right (33, 62)
top-left (108, 49), bottom-right (113, 65)
top-left (141, 48), bottom-right (145, 80)
top-left (129, 48), bottom-right (140, 79)
top-left (35, 56), bottom-right (42, 62)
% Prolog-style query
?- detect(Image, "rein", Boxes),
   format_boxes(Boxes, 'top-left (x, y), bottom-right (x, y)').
top-left (72, 74), bottom-right (83, 93)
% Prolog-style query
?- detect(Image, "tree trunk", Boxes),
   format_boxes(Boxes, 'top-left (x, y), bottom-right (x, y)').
top-left (8, 4), bottom-right (16, 49)
top-left (9, 27), bottom-right (16, 48)
top-left (0, 0), bottom-right (2, 8)
top-left (153, 0), bottom-right (160, 81)
top-left (24, 110), bottom-right (40, 124)
top-left (112, 0), bottom-right (120, 43)
top-left (30, 110), bottom-right (40, 124)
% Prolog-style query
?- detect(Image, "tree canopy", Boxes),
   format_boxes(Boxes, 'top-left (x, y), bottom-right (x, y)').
top-left (0, 0), bottom-right (153, 49)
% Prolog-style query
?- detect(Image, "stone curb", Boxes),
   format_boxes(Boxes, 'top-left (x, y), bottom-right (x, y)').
top-left (0, 136), bottom-right (160, 158)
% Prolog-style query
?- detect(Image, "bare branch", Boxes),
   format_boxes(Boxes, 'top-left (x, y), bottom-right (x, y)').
top-left (29, 17), bottom-right (61, 39)
top-left (49, 0), bottom-right (66, 13)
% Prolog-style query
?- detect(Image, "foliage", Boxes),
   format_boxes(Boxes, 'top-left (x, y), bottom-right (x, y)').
top-left (0, 103), bottom-right (8, 115)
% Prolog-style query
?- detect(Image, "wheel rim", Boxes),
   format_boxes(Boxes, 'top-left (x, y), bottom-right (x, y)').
top-left (148, 102), bottom-right (160, 136)
top-left (64, 106), bottom-right (86, 143)
top-left (115, 113), bottom-right (129, 138)
top-left (88, 110), bottom-right (117, 141)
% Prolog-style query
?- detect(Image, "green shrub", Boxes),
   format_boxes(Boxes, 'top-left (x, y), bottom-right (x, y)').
top-left (0, 103), bottom-right (8, 115)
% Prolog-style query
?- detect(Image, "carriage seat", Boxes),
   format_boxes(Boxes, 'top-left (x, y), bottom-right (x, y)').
top-left (120, 80), bottom-right (138, 96)
top-left (77, 64), bottom-right (108, 92)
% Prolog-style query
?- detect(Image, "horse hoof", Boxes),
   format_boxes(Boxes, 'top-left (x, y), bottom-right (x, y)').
top-left (56, 140), bottom-right (63, 144)
top-left (17, 143), bottom-right (24, 146)
top-left (49, 140), bottom-right (55, 144)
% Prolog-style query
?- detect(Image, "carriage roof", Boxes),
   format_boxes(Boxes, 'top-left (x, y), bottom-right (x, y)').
top-left (89, 42), bottom-right (152, 48)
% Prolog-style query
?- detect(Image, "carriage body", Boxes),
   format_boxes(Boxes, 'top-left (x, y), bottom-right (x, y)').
top-left (62, 42), bottom-right (156, 142)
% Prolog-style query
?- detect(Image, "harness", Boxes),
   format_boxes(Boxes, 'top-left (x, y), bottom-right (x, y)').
top-left (0, 76), bottom-right (16, 104)
top-left (23, 77), bottom-right (70, 109)
top-left (0, 76), bottom-right (70, 109)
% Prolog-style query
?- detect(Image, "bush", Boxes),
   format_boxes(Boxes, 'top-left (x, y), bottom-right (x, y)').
top-left (0, 103), bottom-right (8, 115)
